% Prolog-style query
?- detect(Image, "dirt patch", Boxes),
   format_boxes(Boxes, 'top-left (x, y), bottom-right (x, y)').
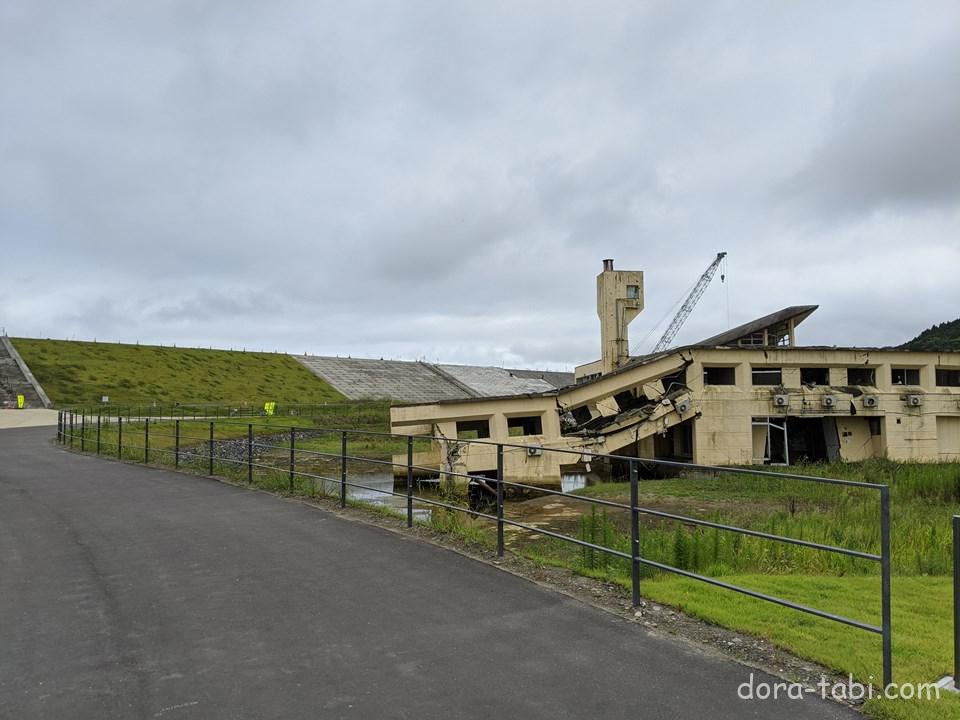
top-left (503, 492), bottom-right (801, 543)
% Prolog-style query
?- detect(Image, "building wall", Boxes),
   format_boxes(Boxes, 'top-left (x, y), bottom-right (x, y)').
top-left (682, 347), bottom-right (959, 465)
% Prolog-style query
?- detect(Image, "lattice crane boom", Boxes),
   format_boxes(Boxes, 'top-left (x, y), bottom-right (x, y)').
top-left (651, 251), bottom-right (727, 354)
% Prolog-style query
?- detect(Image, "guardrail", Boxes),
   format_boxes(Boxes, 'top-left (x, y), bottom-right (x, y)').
top-left (56, 409), bottom-right (895, 686)
top-left (955, 515), bottom-right (959, 691)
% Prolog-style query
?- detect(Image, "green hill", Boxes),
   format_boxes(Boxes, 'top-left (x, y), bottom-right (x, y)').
top-left (12, 338), bottom-right (344, 407)
top-left (901, 318), bottom-right (960, 351)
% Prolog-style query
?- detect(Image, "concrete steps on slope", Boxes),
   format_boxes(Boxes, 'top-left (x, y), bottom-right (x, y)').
top-left (0, 337), bottom-right (51, 409)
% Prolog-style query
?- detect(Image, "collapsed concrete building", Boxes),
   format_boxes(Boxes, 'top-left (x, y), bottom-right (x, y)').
top-left (390, 260), bottom-right (960, 486)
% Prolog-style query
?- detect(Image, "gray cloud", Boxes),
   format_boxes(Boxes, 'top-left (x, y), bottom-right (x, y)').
top-left (781, 39), bottom-right (960, 216)
top-left (2, 1), bottom-right (959, 369)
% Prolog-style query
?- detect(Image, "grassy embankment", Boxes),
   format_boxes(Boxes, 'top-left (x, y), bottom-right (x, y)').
top-left (12, 337), bottom-right (343, 407)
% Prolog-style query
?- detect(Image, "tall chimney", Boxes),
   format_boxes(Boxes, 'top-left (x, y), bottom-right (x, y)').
top-left (596, 259), bottom-right (644, 374)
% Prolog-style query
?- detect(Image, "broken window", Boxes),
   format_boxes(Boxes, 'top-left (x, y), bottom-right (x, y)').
top-left (846, 367), bottom-right (876, 386)
top-left (936, 368), bottom-right (960, 387)
top-left (626, 285), bottom-right (640, 299)
top-left (891, 367), bottom-right (921, 386)
top-left (456, 419), bottom-right (490, 440)
top-left (660, 367), bottom-right (687, 393)
top-left (751, 367), bottom-right (783, 386)
top-left (570, 405), bottom-right (593, 425)
top-left (800, 367), bottom-right (830, 386)
top-left (613, 389), bottom-right (645, 412)
top-left (703, 366), bottom-right (737, 385)
top-left (507, 415), bottom-right (543, 437)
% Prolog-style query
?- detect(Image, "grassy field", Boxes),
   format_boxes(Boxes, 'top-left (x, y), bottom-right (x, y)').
top-left (12, 338), bottom-right (344, 407)
top-left (644, 575), bottom-right (957, 720)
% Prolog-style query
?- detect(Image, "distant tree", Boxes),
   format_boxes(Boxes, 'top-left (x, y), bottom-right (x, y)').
top-left (901, 318), bottom-right (960, 351)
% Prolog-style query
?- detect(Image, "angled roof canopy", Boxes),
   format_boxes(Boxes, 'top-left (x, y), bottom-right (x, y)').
top-left (696, 305), bottom-right (818, 347)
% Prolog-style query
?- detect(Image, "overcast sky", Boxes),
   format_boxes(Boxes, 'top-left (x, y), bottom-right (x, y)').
top-left (2, 2), bottom-right (958, 370)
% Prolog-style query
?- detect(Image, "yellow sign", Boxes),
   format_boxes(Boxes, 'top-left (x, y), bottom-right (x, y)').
top-left (17, 394), bottom-right (24, 409)
top-left (264, 401), bottom-right (276, 416)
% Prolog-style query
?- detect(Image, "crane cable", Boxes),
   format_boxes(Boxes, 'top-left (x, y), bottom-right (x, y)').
top-left (722, 254), bottom-right (731, 329)
top-left (629, 276), bottom-right (699, 357)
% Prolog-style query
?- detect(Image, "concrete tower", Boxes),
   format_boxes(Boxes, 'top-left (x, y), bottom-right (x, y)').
top-left (597, 259), bottom-right (644, 375)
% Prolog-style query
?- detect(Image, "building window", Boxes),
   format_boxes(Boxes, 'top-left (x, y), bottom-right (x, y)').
top-left (751, 367), bottom-right (783, 386)
top-left (660, 367), bottom-right (687, 393)
top-left (891, 367), bottom-right (921, 386)
top-left (570, 405), bottom-right (592, 425)
top-left (738, 333), bottom-right (766, 347)
top-left (704, 366), bottom-right (737, 385)
top-left (507, 415), bottom-right (543, 437)
top-left (936, 368), bottom-right (960, 387)
top-left (626, 285), bottom-right (640, 299)
top-left (868, 417), bottom-right (882, 436)
top-left (846, 367), bottom-right (876, 386)
top-left (456, 419), bottom-right (490, 440)
top-left (800, 367), bottom-right (830, 386)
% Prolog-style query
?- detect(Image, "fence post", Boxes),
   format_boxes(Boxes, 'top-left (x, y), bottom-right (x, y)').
top-left (880, 485), bottom-right (892, 688)
top-left (96, 415), bottom-right (101, 455)
top-left (953, 515), bottom-right (959, 691)
top-left (247, 423), bottom-right (253, 483)
top-left (57, 411), bottom-right (62, 442)
top-left (289, 427), bottom-right (295, 494)
top-left (208, 421), bottom-right (214, 476)
top-left (117, 416), bottom-right (122, 458)
top-left (80, 413), bottom-right (86, 452)
top-left (496, 444), bottom-right (505, 557)
top-left (630, 459), bottom-right (641, 607)
top-left (144, 418), bottom-right (149, 463)
top-left (175, 419), bottom-right (180, 468)
top-left (340, 431), bottom-right (347, 508)
top-left (406, 436), bottom-right (414, 528)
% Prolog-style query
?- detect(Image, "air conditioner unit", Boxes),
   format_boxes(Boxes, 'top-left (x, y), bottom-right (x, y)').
top-left (821, 395), bottom-right (836, 408)
top-left (906, 394), bottom-right (923, 407)
top-left (674, 398), bottom-right (692, 413)
top-left (773, 394), bottom-right (789, 407)
top-left (863, 395), bottom-right (879, 409)
top-left (527, 446), bottom-right (543, 457)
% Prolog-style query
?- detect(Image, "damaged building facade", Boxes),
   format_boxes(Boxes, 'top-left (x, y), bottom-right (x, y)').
top-left (390, 260), bottom-right (960, 486)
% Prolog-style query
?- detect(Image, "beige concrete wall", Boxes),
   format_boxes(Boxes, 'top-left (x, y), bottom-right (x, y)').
top-left (936, 416), bottom-right (960, 460)
top-left (597, 267), bottom-right (644, 375)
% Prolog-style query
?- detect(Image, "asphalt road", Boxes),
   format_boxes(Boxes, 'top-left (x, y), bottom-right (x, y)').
top-left (0, 426), bottom-right (857, 719)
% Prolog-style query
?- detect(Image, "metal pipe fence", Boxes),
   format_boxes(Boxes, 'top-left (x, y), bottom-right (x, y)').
top-left (56, 409), bottom-right (895, 686)
top-left (955, 515), bottom-right (959, 691)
